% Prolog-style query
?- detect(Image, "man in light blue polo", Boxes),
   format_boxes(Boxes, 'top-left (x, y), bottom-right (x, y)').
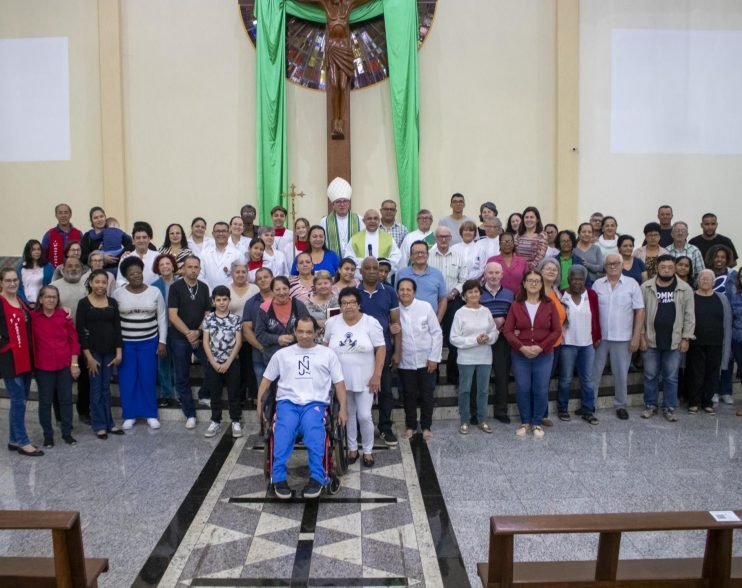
top-left (395, 240), bottom-right (447, 323)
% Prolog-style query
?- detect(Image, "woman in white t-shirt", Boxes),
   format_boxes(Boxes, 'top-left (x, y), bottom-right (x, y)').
top-left (324, 287), bottom-right (385, 467)
top-left (450, 279), bottom-right (498, 435)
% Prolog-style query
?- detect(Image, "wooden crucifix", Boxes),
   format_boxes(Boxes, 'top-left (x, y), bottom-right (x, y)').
top-left (294, 0), bottom-right (373, 193)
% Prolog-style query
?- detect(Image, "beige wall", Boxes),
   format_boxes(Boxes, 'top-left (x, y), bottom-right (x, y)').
top-left (0, 0), bottom-right (103, 255)
top-left (0, 0), bottom-right (559, 254)
top-left (579, 0), bottom-right (742, 250)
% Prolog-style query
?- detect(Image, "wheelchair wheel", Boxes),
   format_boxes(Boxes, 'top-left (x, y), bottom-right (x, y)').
top-left (328, 475), bottom-right (341, 495)
top-left (333, 423), bottom-right (348, 475)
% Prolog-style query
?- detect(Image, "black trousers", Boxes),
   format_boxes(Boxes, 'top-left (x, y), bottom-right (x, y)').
top-left (491, 335), bottom-right (511, 418)
top-left (399, 368), bottom-right (436, 431)
top-left (686, 343), bottom-right (723, 409)
top-left (441, 296), bottom-right (463, 384)
top-left (76, 355), bottom-right (90, 417)
top-left (206, 361), bottom-right (242, 423)
top-left (376, 360), bottom-right (395, 434)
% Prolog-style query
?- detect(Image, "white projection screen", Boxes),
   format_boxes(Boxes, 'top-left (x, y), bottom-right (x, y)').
top-left (611, 29), bottom-right (742, 154)
top-left (0, 36), bottom-right (70, 162)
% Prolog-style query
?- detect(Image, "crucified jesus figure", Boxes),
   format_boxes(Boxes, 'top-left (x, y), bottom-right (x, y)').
top-left (295, 0), bottom-right (372, 139)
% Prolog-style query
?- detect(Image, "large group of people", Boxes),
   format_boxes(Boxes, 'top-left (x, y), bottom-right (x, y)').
top-left (2, 183), bottom-right (740, 461)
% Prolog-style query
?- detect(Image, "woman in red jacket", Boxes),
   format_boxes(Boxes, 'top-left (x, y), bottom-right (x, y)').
top-left (32, 285), bottom-right (81, 447)
top-left (503, 271), bottom-right (562, 439)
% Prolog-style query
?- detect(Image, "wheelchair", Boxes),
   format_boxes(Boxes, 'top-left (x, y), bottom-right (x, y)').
top-left (261, 385), bottom-right (348, 497)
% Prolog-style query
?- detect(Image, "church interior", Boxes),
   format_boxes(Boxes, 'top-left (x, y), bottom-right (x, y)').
top-left (1, 1), bottom-right (742, 587)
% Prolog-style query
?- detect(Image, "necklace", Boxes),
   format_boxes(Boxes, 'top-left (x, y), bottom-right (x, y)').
top-left (187, 281), bottom-right (199, 301)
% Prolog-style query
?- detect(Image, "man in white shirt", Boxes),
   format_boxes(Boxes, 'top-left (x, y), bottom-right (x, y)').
top-left (199, 222), bottom-right (244, 290)
top-left (592, 254), bottom-right (645, 420)
top-left (468, 218), bottom-right (502, 279)
top-left (320, 177), bottom-right (365, 258)
top-left (257, 316), bottom-right (348, 499)
top-left (343, 209), bottom-right (402, 274)
top-left (399, 209), bottom-right (435, 268)
top-left (116, 228), bottom-right (159, 287)
top-left (429, 226), bottom-right (467, 384)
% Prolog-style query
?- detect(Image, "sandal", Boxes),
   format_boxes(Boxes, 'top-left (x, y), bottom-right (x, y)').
top-left (558, 411), bottom-right (571, 422)
top-left (581, 413), bottom-right (599, 426)
top-left (96, 431), bottom-right (108, 440)
top-left (362, 455), bottom-right (375, 468)
top-left (347, 451), bottom-right (359, 465)
top-left (422, 430), bottom-right (432, 441)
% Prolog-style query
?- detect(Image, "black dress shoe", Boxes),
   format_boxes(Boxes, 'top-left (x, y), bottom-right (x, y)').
top-left (17, 446), bottom-right (44, 457)
top-left (63, 435), bottom-right (77, 446)
top-left (43, 438), bottom-right (54, 448)
top-left (7, 443), bottom-right (19, 451)
top-left (96, 432), bottom-right (108, 440)
top-left (108, 428), bottom-right (125, 436)
top-left (157, 399), bottom-right (170, 409)
top-left (494, 414), bottom-right (511, 424)
top-left (616, 408), bottom-right (629, 420)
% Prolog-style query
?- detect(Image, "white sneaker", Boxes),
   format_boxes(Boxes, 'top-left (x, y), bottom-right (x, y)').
top-left (721, 395), bottom-right (734, 405)
top-left (231, 422), bottom-right (243, 438)
top-left (205, 421), bottom-right (221, 438)
top-left (147, 418), bottom-right (161, 429)
top-left (198, 398), bottom-right (211, 408)
top-left (185, 417), bottom-right (197, 429)
top-left (122, 419), bottom-right (135, 430)
top-left (532, 425), bottom-right (545, 439)
top-left (515, 424), bottom-right (530, 437)
top-left (712, 394), bottom-right (719, 404)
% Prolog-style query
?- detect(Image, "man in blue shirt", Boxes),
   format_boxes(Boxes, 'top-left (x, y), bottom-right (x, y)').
top-left (395, 241), bottom-right (447, 322)
top-left (357, 257), bottom-right (401, 446)
top-left (480, 261), bottom-right (514, 424)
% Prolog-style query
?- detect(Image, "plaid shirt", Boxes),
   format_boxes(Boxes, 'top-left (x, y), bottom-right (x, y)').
top-left (380, 221), bottom-right (409, 247)
top-left (667, 241), bottom-right (705, 280)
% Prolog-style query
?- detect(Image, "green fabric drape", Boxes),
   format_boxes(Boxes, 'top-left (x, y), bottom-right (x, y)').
top-left (256, 0), bottom-right (287, 226)
top-left (256, 0), bottom-right (420, 228)
top-left (382, 0), bottom-right (420, 231)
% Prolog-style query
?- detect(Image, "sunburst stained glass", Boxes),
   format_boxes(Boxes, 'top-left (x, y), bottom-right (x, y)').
top-left (239, 0), bottom-right (437, 90)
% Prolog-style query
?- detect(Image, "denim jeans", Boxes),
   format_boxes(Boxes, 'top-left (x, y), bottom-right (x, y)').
top-left (511, 351), bottom-right (553, 426)
top-left (252, 348), bottom-right (266, 387)
top-left (642, 348), bottom-right (681, 409)
top-left (5, 373), bottom-right (32, 447)
top-left (458, 364), bottom-right (491, 423)
top-left (157, 353), bottom-right (175, 399)
top-left (89, 351), bottom-right (115, 433)
top-left (557, 344), bottom-right (595, 414)
top-left (170, 336), bottom-right (209, 418)
top-left (36, 368), bottom-right (73, 439)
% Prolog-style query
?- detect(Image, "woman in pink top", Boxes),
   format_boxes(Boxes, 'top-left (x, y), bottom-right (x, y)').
top-left (32, 285), bottom-right (81, 447)
top-left (489, 232), bottom-right (528, 294)
top-left (514, 206), bottom-right (548, 271)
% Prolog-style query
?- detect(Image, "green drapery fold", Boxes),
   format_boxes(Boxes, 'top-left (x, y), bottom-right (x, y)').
top-left (255, 0), bottom-right (288, 226)
top-left (382, 0), bottom-right (420, 231)
top-left (256, 0), bottom-right (420, 228)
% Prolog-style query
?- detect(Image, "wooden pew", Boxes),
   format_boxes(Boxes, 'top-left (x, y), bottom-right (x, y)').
top-left (0, 511), bottom-right (108, 587)
top-left (478, 510), bottom-right (742, 587)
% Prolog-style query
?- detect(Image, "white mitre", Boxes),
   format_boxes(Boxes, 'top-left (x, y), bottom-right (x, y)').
top-left (327, 177), bottom-right (352, 203)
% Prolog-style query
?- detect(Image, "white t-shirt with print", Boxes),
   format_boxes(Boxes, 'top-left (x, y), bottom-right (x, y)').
top-left (263, 343), bottom-right (345, 405)
top-left (323, 313), bottom-right (385, 392)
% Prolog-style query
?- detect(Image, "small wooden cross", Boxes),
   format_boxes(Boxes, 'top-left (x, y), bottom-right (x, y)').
top-left (280, 184), bottom-right (305, 227)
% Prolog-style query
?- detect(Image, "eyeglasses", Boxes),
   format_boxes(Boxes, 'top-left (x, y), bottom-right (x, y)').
top-left (437, 235), bottom-right (452, 239)
top-left (340, 301), bottom-right (359, 308)
top-left (412, 251), bottom-right (428, 256)
top-left (525, 279), bottom-right (542, 285)
top-left (605, 261), bottom-right (621, 267)
top-left (381, 207), bottom-right (396, 212)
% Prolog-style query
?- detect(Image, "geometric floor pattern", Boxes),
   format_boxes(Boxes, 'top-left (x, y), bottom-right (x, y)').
top-left (165, 434), bottom-right (438, 587)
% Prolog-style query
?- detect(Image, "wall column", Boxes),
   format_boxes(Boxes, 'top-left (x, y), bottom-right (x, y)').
top-left (555, 0), bottom-right (580, 229)
top-left (98, 0), bottom-right (127, 225)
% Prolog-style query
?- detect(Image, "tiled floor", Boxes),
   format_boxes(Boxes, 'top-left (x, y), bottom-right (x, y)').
top-left (0, 400), bottom-right (740, 587)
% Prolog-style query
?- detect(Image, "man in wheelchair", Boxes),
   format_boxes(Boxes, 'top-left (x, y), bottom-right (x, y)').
top-left (257, 315), bottom-right (348, 499)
